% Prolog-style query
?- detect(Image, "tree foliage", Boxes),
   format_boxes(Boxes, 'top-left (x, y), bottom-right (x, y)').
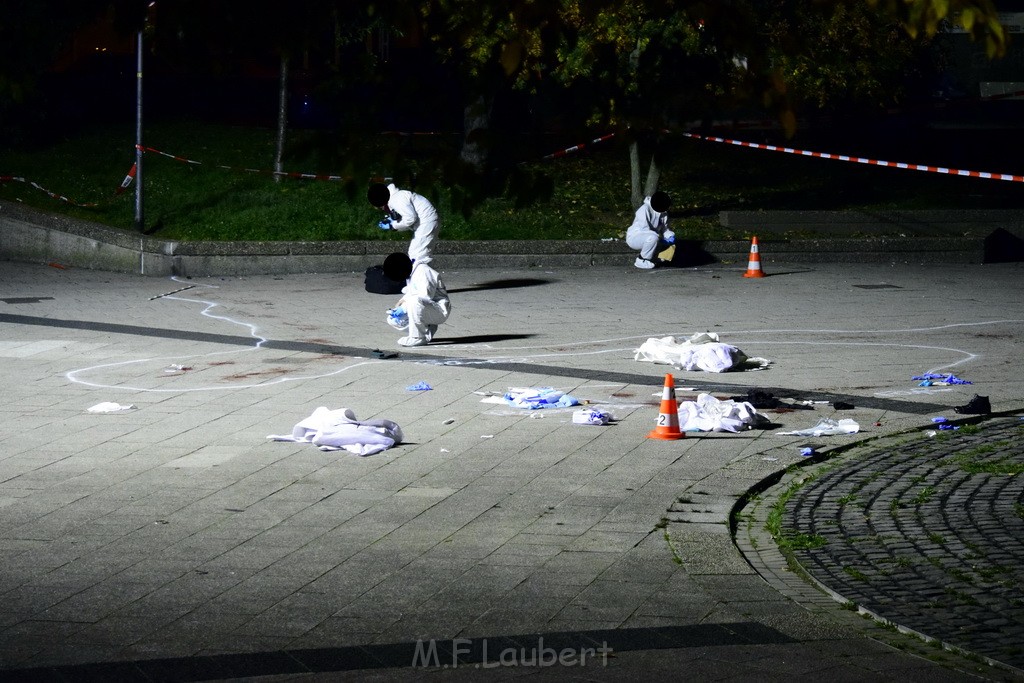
top-left (417, 0), bottom-right (1008, 129)
top-left (0, 1), bottom-right (110, 107)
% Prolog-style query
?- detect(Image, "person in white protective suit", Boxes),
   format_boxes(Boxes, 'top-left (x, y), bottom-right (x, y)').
top-left (625, 191), bottom-right (674, 269)
top-left (368, 183), bottom-right (440, 265)
top-left (383, 252), bottom-right (451, 347)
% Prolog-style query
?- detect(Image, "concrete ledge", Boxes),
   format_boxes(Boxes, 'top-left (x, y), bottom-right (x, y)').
top-left (720, 209), bottom-right (1024, 238)
top-left (0, 200), bottom-right (1006, 276)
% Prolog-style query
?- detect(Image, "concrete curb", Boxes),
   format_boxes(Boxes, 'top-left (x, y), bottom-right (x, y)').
top-left (2, 200), bottom-right (1018, 276)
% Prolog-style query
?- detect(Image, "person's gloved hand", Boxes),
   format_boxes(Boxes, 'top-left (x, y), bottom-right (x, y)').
top-left (662, 230), bottom-right (676, 245)
top-left (378, 217), bottom-right (392, 230)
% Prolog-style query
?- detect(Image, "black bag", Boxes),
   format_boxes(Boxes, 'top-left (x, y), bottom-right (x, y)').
top-left (364, 265), bottom-right (404, 295)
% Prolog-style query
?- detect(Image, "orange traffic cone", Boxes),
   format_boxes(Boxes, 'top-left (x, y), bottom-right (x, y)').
top-left (648, 373), bottom-right (684, 440)
top-left (742, 236), bottom-right (766, 278)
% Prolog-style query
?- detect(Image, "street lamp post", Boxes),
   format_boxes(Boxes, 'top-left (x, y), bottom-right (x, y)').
top-left (134, 25), bottom-right (144, 234)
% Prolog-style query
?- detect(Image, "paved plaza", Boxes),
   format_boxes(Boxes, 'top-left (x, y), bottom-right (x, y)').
top-left (0, 257), bottom-right (1022, 681)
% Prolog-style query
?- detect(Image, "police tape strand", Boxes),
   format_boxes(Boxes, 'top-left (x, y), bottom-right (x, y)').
top-left (0, 175), bottom-right (102, 208)
top-left (6, 121), bottom-right (1024, 209)
top-left (540, 133), bottom-right (617, 160)
top-left (137, 145), bottom-right (350, 182)
top-left (681, 132), bottom-right (1024, 183)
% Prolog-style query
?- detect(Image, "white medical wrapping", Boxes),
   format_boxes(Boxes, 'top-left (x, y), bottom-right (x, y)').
top-left (268, 407), bottom-right (403, 456)
top-left (777, 418), bottom-right (860, 437)
top-left (678, 393), bottom-right (767, 432)
top-left (634, 332), bottom-right (749, 373)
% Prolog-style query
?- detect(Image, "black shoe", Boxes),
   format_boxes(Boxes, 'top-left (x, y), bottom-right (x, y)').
top-left (954, 394), bottom-right (991, 415)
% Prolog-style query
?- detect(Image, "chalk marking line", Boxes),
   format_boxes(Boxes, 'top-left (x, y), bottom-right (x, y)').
top-left (65, 277), bottom-right (1017, 394)
top-left (66, 280), bottom-right (383, 393)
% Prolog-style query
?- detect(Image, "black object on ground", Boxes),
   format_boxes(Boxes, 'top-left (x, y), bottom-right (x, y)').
top-left (954, 394), bottom-right (991, 414)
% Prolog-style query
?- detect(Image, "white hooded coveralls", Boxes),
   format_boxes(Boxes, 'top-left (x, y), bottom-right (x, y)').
top-left (386, 183), bottom-right (440, 265)
top-left (625, 196), bottom-right (672, 260)
top-left (399, 261), bottom-right (451, 343)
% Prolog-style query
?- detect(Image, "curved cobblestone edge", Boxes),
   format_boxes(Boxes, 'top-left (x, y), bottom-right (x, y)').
top-left (734, 412), bottom-right (1024, 682)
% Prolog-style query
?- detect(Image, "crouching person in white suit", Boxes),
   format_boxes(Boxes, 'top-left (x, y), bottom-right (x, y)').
top-left (383, 252), bottom-right (451, 347)
top-left (625, 191), bottom-right (674, 269)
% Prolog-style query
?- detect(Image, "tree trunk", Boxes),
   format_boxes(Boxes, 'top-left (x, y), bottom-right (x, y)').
top-left (643, 154), bottom-right (660, 198)
top-left (629, 138), bottom-right (661, 208)
top-left (274, 55), bottom-right (289, 183)
top-left (629, 140), bottom-right (642, 209)
top-left (460, 94), bottom-right (492, 171)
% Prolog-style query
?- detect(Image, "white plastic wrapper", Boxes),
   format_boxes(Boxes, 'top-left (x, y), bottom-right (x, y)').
top-left (386, 306), bottom-right (409, 330)
top-left (777, 418), bottom-right (860, 437)
top-left (572, 408), bottom-right (610, 425)
top-left (87, 402), bottom-right (136, 413)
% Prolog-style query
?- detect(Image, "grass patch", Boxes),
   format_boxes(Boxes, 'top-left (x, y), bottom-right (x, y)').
top-left (844, 566), bottom-right (870, 582)
top-left (943, 586), bottom-right (980, 605)
top-left (911, 486), bottom-right (936, 505)
top-left (944, 442), bottom-right (1024, 475)
top-left (836, 493), bottom-right (860, 506)
top-left (4, 120), bottom-right (1024, 242)
top-left (780, 532), bottom-right (828, 551)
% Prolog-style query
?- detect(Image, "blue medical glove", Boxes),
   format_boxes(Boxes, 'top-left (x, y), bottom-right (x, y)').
top-left (662, 230), bottom-right (676, 245)
top-left (378, 217), bottom-right (392, 230)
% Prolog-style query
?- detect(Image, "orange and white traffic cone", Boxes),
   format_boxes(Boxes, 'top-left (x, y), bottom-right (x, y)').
top-left (742, 236), bottom-right (766, 278)
top-left (648, 373), bottom-right (684, 440)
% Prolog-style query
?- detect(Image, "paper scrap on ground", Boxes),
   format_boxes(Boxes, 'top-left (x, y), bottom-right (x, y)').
top-left (778, 418), bottom-right (860, 437)
top-left (87, 402), bottom-right (136, 413)
top-left (267, 407), bottom-right (402, 456)
top-left (503, 387), bottom-right (580, 410)
top-left (164, 364), bottom-right (192, 373)
top-left (634, 332), bottom-right (770, 372)
top-left (678, 393), bottom-right (769, 432)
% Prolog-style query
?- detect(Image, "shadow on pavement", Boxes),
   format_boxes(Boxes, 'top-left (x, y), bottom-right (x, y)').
top-left (430, 334), bottom-right (536, 344)
top-left (448, 278), bottom-right (557, 293)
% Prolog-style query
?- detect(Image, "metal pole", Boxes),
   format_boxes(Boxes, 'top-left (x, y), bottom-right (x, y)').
top-left (134, 27), bottom-right (144, 233)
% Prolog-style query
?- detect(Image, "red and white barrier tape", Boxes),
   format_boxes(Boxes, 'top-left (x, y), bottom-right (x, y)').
top-left (0, 175), bottom-right (101, 207)
top-left (682, 132), bottom-right (1024, 183)
top-left (115, 163), bottom-right (137, 194)
top-left (138, 145), bottom-right (349, 181)
top-left (540, 133), bottom-right (617, 160)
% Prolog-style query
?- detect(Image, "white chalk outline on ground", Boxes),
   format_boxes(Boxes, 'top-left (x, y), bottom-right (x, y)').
top-left (63, 275), bottom-right (1020, 396)
top-left (423, 320), bottom-right (1022, 380)
top-left (66, 279), bottom-right (383, 393)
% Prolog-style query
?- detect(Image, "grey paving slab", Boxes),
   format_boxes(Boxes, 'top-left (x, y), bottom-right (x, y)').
top-left (0, 259), bottom-right (1022, 681)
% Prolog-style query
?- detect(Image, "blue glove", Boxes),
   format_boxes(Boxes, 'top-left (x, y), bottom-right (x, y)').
top-left (662, 232), bottom-right (676, 245)
top-left (378, 218), bottom-right (392, 230)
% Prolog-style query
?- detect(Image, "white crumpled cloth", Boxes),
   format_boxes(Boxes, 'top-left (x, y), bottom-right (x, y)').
top-left (678, 393), bottom-right (769, 432)
top-left (267, 407), bottom-right (403, 456)
top-left (777, 418), bottom-right (860, 437)
top-left (634, 332), bottom-right (768, 373)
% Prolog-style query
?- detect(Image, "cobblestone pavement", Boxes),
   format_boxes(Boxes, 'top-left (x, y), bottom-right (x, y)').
top-left (783, 416), bottom-right (1024, 672)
